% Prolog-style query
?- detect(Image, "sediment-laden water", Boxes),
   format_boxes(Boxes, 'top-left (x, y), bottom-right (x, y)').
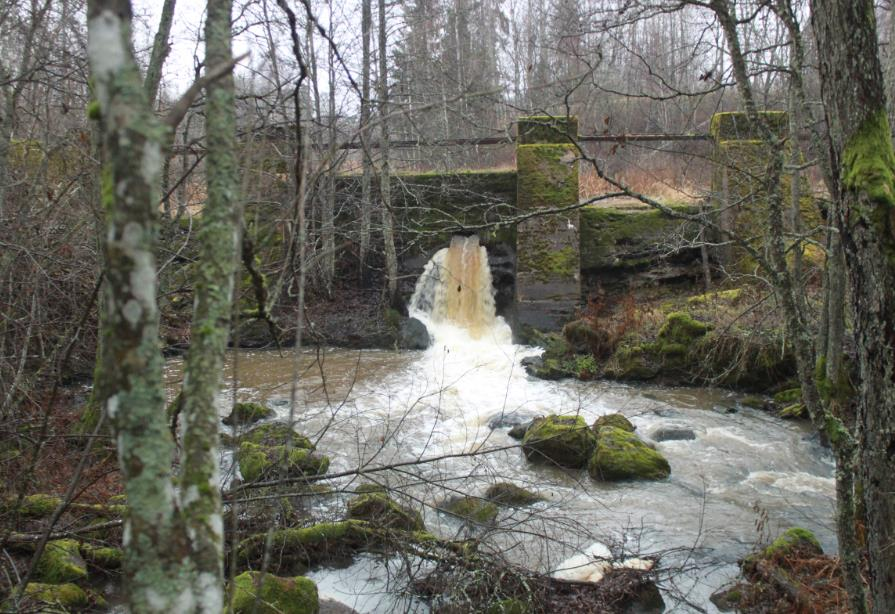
top-left (165, 236), bottom-right (835, 612)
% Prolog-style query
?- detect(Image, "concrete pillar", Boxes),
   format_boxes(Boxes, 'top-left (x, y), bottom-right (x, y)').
top-left (710, 111), bottom-right (788, 266)
top-left (515, 116), bottom-right (580, 330)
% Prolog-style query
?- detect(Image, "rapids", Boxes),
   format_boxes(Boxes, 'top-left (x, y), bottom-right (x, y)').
top-left (165, 235), bottom-right (836, 613)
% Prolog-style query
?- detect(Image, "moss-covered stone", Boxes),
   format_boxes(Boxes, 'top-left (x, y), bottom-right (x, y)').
top-left (237, 442), bottom-right (330, 482)
top-left (484, 483), bottom-right (544, 506)
top-left (592, 413), bottom-right (635, 434)
top-left (522, 415), bottom-right (596, 468)
top-left (657, 312), bottom-right (709, 346)
top-left (18, 582), bottom-right (89, 610)
top-left (763, 527), bottom-right (822, 559)
top-left (238, 520), bottom-right (377, 572)
top-left (223, 402), bottom-right (274, 426)
top-left (79, 544), bottom-right (122, 570)
top-left (346, 493), bottom-right (425, 531)
top-left (588, 427), bottom-right (671, 481)
top-left (231, 571), bottom-right (319, 614)
top-left (224, 422), bottom-right (314, 449)
top-left (35, 539), bottom-right (88, 584)
top-left (438, 496), bottom-right (499, 524)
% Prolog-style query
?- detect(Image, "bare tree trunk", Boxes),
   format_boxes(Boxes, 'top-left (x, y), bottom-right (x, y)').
top-left (144, 0), bottom-right (176, 107)
top-left (322, 0), bottom-right (336, 295)
top-left (378, 0), bottom-right (398, 304)
top-left (811, 2), bottom-right (895, 610)
top-left (358, 0), bottom-right (373, 285)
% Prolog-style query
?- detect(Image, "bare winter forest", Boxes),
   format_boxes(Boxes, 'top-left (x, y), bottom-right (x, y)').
top-left (2, 0), bottom-right (895, 612)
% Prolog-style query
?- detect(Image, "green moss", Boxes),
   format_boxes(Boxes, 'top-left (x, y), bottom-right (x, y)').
top-left (346, 493), bottom-right (425, 531)
top-left (522, 415), bottom-right (596, 468)
top-left (592, 413), bottom-right (635, 433)
top-left (35, 539), bottom-right (88, 584)
top-left (3, 494), bottom-right (62, 518)
top-left (764, 527), bottom-right (822, 559)
top-left (439, 496), bottom-right (499, 524)
top-left (231, 571), bottom-right (319, 614)
top-left (19, 583), bottom-right (89, 609)
top-left (238, 520), bottom-right (377, 572)
top-left (223, 402), bottom-right (273, 426)
top-left (237, 442), bottom-right (330, 482)
top-left (80, 544), bottom-right (123, 570)
top-left (87, 100), bottom-right (102, 121)
top-left (588, 426), bottom-right (671, 481)
top-left (658, 312), bottom-right (709, 345)
top-left (354, 482), bottom-right (387, 494)
top-left (842, 110), bottom-right (895, 211)
top-left (518, 244), bottom-right (577, 281)
top-left (225, 422), bottom-right (313, 449)
top-left (484, 483), bottom-right (544, 506)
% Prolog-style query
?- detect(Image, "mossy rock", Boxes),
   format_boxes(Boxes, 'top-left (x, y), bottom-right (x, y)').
top-left (562, 320), bottom-right (608, 354)
top-left (522, 415), bottom-right (596, 468)
top-left (603, 338), bottom-right (660, 381)
top-left (763, 527), bottom-right (822, 560)
top-left (486, 598), bottom-right (530, 614)
top-left (79, 544), bottom-right (122, 570)
top-left (223, 402), bottom-right (274, 427)
top-left (224, 422), bottom-right (314, 449)
top-left (237, 442), bottom-right (330, 482)
top-left (507, 423), bottom-right (529, 440)
top-left (588, 427), bottom-right (671, 481)
top-left (592, 413), bottom-right (635, 433)
top-left (35, 539), bottom-right (88, 584)
top-left (657, 312), bottom-right (709, 347)
top-left (484, 483), bottom-right (544, 506)
top-left (17, 583), bottom-right (89, 610)
top-left (438, 496), bottom-right (499, 524)
top-left (231, 571), bottom-right (319, 614)
top-left (354, 482), bottom-right (387, 494)
top-left (2, 493), bottom-right (62, 518)
top-left (773, 388), bottom-right (802, 405)
top-left (346, 493), bottom-right (424, 531)
top-left (238, 520), bottom-right (379, 573)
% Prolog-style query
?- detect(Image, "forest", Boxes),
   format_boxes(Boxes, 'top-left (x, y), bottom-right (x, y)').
top-left (1, 0), bottom-right (894, 612)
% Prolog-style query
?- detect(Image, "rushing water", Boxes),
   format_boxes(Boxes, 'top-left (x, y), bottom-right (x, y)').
top-left (166, 236), bottom-right (836, 613)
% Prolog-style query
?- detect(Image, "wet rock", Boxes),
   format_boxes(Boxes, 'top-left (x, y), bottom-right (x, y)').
top-left (231, 571), bottom-right (319, 614)
top-left (223, 401), bottom-right (273, 427)
top-left (650, 427), bottom-right (696, 442)
top-left (522, 415), bottom-right (596, 468)
top-left (588, 427), bottom-right (671, 481)
top-left (319, 598), bottom-right (360, 614)
top-left (398, 317), bottom-right (431, 350)
top-left (484, 483), bottom-right (544, 506)
top-left (592, 413), bottom-right (635, 433)
top-left (237, 442), bottom-right (330, 482)
top-left (438, 496), bottom-right (499, 524)
top-left (487, 411), bottom-right (536, 430)
top-left (224, 422), bottom-right (314, 449)
top-left (346, 493), bottom-right (425, 531)
top-left (507, 423), bottom-right (530, 440)
top-left (35, 539), bottom-right (88, 584)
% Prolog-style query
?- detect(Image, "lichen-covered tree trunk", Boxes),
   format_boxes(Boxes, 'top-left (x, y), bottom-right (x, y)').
top-left (378, 0), bottom-right (398, 303)
top-left (811, 1), bottom-right (895, 611)
top-left (87, 1), bottom-right (194, 610)
top-left (144, 0), bottom-right (176, 107)
top-left (176, 0), bottom-right (239, 610)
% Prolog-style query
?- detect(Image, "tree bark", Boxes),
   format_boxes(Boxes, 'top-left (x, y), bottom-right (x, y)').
top-left (378, 0), bottom-right (398, 303)
top-left (810, 2), bottom-right (895, 611)
top-left (359, 0), bottom-right (373, 285)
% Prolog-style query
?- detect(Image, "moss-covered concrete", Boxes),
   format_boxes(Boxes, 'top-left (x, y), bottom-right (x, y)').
top-left (231, 571), bottom-right (319, 614)
top-left (517, 116), bottom-right (578, 145)
top-left (710, 111), bottom-right (788, 141)
top-left (521, 415), bottom-right (596, 468)
top-left (588, 426), bottom-right (671, 481)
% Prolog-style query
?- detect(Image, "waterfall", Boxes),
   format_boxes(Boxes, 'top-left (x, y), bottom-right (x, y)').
top-left (409, 235), bottom-right (512, 344)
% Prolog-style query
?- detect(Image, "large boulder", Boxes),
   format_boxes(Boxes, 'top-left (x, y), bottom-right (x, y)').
top-left (398, 317), bottom-right (431, 350)
top-left (522, 415), bottom-right (596, 468)
top-left (592, 413), bottom-right (635, 433)
top-left (346, 493), bottom-right (424, 531)
top-left (237, 442), bottom-right (330, 482)
top-left (484, 483), bottom-right (544, 506)
top-left (231, 571), bottom-right (319, 614)
top-left (588, 427), bottom-right (671, 481)
top-left (223, 402), bottom-right (273, 427)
